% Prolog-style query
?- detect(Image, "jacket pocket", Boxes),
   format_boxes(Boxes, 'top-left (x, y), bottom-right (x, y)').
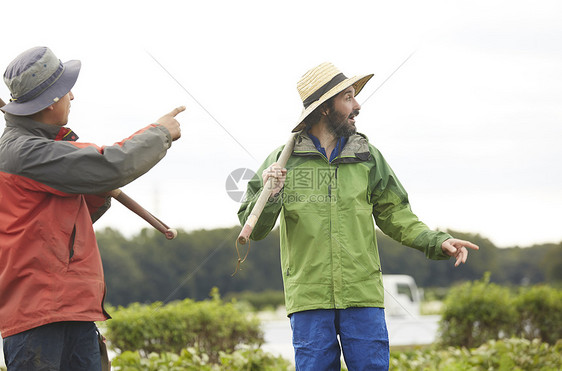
top-left (68, 225), bottom-right (76, 262)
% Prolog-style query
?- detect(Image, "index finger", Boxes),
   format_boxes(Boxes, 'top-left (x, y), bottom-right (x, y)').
top-left (168, 105), bottom-right (186, 117)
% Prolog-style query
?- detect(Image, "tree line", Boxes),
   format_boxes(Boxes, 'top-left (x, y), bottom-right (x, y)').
top-left (96, 226), bottom-right (562, 307)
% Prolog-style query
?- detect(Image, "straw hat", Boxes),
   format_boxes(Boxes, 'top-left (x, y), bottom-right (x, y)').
top-left (292, 62), bottom-right (373, 132)
top-left (2, 46), bottom-right (81, 116)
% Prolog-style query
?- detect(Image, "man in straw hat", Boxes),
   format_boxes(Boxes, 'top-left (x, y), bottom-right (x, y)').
top-left (0, 46), bottom-right (185, 370)
top-left (238, 62), bottom-right (479, 370)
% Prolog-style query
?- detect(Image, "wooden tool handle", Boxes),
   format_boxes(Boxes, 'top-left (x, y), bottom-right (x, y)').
top-left (110, 189), bottom-right (177, 240)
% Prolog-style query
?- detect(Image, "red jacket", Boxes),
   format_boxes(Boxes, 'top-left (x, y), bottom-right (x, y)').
top-left (0, 114), bottom-right (172, 337)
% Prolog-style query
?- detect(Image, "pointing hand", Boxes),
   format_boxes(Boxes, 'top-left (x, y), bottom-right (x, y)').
top-left (441, 238), bottom-right (479, 267)
top-left (156, 106), bottom-right (186, 141)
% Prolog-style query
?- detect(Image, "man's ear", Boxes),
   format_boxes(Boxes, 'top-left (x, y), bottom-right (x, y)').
top-left (321, 99), bottom-right (334, 116)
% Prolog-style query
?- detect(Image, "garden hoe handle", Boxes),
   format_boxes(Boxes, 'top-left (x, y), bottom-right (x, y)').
top-left (109, 189), bottom-right (178, 240)
top-left (237, 131), bottom-right (299, 245)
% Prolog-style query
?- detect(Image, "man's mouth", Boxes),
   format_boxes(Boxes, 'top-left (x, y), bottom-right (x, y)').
top-left (348, 110), bottom-right (360, 123)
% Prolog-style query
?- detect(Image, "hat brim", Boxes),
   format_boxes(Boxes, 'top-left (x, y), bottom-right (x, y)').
top-left (1, 59), bottom-right (81, 116)
top-left (292, 73), bottom-right (374, 132)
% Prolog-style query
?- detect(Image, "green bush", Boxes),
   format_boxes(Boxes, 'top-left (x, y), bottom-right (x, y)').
top-left (390, 338), bottom-right (562, 370)
top-left (439, 274), bottom-right (562, 348)
top-left (514, 285), bottom-right (562, 344)
top-left (439, 273), bottom-right (518, 347)
top-left (104, 288), bottom-right (264, 362)
top-left (111, 346), bottom-right (293, 371)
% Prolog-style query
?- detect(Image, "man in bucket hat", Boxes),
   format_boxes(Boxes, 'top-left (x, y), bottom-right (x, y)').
top-left (0, 46), bottom-right (184, 370)
top-left (238, 62), bottom-right (479, 370)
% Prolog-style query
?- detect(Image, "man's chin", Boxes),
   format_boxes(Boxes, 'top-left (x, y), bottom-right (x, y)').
top-left (327, 116), bottom-right (357, 137)
top-left (336, 125), bottom-right (356, 137)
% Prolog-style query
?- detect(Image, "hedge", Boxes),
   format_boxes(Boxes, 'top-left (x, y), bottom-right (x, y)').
top-left (439, 273), bottom-right (562, 348)
top-left (111, 346), bottom-right (293, 371)
top-left (389, 338), bottom-right (561, 370)
top-left (104, 288), bottom-right (263, 362)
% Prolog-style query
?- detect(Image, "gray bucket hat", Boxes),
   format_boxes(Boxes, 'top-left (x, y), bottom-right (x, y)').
top-left (1, 46), bottom-right (80, 116)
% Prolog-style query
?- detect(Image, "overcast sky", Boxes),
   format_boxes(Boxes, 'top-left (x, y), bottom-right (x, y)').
top-left (2, 0), bottom-right (561, 248)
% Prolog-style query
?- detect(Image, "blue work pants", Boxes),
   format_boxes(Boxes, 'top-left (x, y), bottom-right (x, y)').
top-left (290, 307), bottom-right (389, 370)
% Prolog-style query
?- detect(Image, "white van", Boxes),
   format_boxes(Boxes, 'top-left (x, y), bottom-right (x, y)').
top-left (382, 274), bottom-right (422, 317)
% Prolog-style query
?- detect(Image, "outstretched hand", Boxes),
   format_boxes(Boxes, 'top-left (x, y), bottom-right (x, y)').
top-left (441, 238), bottom-right (479, 267)
top-left (156, 106), bottom-right (186, 141)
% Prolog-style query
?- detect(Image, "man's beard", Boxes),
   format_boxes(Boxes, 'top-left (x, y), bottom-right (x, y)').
top-left (326, 109), bottom-right (359, 137)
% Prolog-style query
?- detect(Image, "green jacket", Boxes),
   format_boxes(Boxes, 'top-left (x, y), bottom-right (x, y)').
top-left (238, 132), bottom-right (451, 315)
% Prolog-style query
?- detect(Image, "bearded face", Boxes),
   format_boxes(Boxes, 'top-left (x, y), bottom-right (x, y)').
top-left (326, 107), bottom-right (360, 137)
top-left (324, 86), bottom-right (361, 138)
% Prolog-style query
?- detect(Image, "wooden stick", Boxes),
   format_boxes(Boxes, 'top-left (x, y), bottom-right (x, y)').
top-left (0, 98), bottom-right (6, 108)
top-left (109, 189), bottom-right (178, 240)
top-left (237, 131), bottom-right (299, 245)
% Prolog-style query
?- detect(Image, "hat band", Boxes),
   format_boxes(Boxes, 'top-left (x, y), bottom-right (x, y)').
top-left (302, 73), bottom-right (347, 108)
top-left (11, 61), bottom-right (65, 103)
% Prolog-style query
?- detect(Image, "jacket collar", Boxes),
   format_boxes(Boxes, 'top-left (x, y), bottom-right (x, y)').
top-left (4, 113), bottom-right (79, 141)
top-left (293, 131), bottom-right (371, 163)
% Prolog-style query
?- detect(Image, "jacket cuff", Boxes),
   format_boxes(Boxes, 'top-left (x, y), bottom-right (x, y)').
top-left (434, 232), bottom-right (454, 260)
top-left (154, 124), bottom-right (173, 149)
